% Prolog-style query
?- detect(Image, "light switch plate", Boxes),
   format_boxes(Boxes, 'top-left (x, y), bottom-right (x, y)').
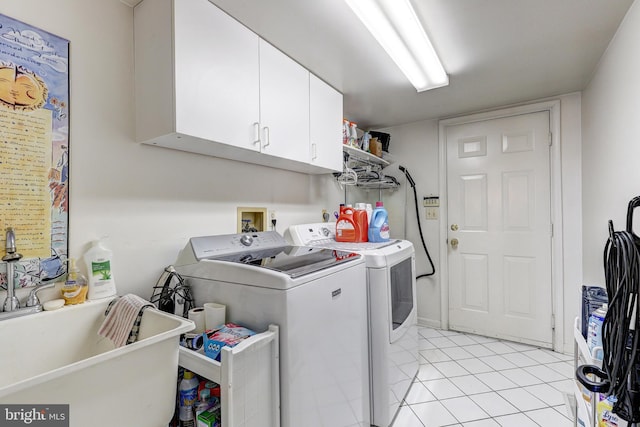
top-left (423, 196), bottom-right (440, 207)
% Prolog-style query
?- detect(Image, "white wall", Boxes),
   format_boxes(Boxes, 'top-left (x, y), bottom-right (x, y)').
top-left (383, 92), bottom-right (582, 352)
top-left (558, 93), bottom-right (584, 353)
top-left (2, 1), bottom-right (343, 302)
top-left (582, 0), bottom-right (640, 285)
top-left (376, 121), bottom-right (441, 328)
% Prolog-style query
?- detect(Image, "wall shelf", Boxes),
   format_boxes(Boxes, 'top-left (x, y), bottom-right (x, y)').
top-left (343, 145), bottom-right (390, 167)
top-left (339, 145), bottom-right (399, 192)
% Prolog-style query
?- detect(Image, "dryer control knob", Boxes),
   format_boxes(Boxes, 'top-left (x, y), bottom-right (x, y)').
top-left (240, 234), bottom-right (254, 246)
top-left (321, 227), bottom-right (330, 237)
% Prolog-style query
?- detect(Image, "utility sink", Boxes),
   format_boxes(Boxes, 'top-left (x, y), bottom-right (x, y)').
top-left (0, 298), bottom-right (193, 426)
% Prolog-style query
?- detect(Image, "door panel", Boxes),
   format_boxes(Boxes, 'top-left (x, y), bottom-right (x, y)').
top-left (461, 174), bottom-right (488, 230)
top-left (503, 255), bottom-right (535, 317)
top-left (461, 254), bottom-right (488, 312)
top-left (446, 111), bottom-right (552, 347)
top-left (502, 171), bottom-right (534, 230)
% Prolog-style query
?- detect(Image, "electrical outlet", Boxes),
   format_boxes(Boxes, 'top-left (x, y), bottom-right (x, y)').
top-left (423, 196), bottom-right (440, 207)
top-left (425, 207), bottom-right (439, 220)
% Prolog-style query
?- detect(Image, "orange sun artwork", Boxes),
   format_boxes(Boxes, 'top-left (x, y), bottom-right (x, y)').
top-left (0, 63), bottom-right (48, 111)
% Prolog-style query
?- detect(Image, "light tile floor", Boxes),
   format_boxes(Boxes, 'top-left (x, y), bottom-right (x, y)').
top-left (391, 327), bottom-right (575, 427)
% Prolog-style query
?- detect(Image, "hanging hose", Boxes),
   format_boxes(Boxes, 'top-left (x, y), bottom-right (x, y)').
top-left (399, 165), bottom-right (435, 278)
top-left (600, 197), bottom-right (640, 423)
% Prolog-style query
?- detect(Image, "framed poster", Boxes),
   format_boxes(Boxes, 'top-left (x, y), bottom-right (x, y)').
top-left (0, 14), bottom-right (69, 289)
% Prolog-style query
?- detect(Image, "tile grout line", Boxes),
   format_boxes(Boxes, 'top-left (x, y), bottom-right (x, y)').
top-left (396, 327), bottom-right (574, 427)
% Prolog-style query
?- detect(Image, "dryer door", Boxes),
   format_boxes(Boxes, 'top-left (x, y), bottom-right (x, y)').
top-left (390, 256), bottom-right (414, 331)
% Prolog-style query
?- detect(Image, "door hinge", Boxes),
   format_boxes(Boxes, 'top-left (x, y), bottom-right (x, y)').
top-left (551, 314), bottom-right (556, 330)
top-left (548, 132), bottom-right (553, 146)
top-left (550, 223), bottom-right (554, 237)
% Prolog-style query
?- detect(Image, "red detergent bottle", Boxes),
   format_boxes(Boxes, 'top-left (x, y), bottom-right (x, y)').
top-left (336, 205), bottom-right (358, 242)
top-left (354, 203), bottom-right (369, 242)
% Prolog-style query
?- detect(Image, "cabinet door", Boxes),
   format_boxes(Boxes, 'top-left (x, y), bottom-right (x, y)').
top-left (310, 74), bottom-right (343, 172)
top-left (173, 0), bottom-right (260, 151)
top-left (259, 40), bottom-right (310, 163)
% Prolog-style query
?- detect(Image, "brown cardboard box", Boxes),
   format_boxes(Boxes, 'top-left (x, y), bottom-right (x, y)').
top-left (370, 138), bottom-right (382, 157)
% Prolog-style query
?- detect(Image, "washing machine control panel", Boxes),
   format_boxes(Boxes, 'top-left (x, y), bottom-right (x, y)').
top-left (191, 231), bottom-right (287, 260)
top-left (292, 223), bottom-right (337, 245)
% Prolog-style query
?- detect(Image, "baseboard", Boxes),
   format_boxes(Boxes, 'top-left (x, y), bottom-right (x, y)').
top-left (418, 316), bottom-right (441, 329)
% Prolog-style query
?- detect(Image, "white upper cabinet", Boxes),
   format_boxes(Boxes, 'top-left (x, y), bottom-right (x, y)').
top-left (135, 0), bottom-right (260, 153)
top-left (310, 74), bottom-right (344, 171)
top-left (134, 0), bottom-right (343, 174)
top-left (173, 0), bottom-right (260, 152)
top-left (259, 40), bottom-right (310, 164)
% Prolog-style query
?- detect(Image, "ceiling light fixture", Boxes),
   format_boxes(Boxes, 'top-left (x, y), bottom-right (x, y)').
top-left (345, 0), bottom-right (448, 92)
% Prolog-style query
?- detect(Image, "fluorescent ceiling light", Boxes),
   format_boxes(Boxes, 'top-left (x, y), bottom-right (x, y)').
top-left (345, 0), bottom-right (448, 92)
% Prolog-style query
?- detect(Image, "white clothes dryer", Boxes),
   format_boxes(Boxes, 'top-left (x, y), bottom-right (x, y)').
top-left (174, 231), bottom-right (370, 427)
top-left (286, 223), bottom-right (419, 427)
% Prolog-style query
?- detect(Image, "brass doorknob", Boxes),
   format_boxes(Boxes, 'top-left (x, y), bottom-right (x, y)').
top-left (451, 224), bottom-right (459, 231)
top-left (450, 238), bottom-right (459, 249)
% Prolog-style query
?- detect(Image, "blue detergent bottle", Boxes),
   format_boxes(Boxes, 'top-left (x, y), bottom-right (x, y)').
top-left (368, 201), bottom-right (390, 242)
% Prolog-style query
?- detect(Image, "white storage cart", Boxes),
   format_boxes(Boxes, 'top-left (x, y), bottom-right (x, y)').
top-left (179, 325), bottom-right (280, 427)
top-left (573, 317), bottom-right (627, 427)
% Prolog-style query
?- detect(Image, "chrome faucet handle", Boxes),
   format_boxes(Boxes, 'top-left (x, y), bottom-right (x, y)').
top-left (26, 281), bottom-right (57, 307)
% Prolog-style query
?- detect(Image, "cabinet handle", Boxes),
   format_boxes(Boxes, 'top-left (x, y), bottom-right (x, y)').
top-left (263, 126), bottom-right (270, 148)
top-left (253, 122), bottom-right (260, 145)
top-left (312, 143), bottom-right (318, 160)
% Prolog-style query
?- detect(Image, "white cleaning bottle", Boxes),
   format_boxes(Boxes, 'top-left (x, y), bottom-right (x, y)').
top-left (84, 238), bottom-right (117, 300)
top-left (587, 303), bottom-right (607, 360)
top-left (179, 370), bottom-right (199, 427)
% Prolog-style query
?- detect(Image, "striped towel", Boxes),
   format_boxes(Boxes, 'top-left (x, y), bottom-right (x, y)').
top-left (98, 294), bottom-right (155, 347)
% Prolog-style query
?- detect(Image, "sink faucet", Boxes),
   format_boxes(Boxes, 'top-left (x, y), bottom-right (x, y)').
top-left (2, 227), bottom-right (23, 312)
top-left (0, 228), bottom-right (65, 321)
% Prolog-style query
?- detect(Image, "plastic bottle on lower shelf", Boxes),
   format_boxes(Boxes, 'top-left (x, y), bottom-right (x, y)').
top-left (587, 303), bottom-right (607, 361)
top-left (178, 370), bottom-right (199, 427)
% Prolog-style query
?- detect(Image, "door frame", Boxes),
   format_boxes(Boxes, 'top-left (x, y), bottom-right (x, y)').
top-left (438, 100), bottom-right (564, 352)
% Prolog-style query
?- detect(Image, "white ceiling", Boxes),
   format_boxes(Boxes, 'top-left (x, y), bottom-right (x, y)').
top-left (126, 0), bottom-right (635, 129)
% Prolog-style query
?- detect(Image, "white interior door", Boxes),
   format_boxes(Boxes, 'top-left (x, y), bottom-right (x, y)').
top-left (446, 111), bottom-right (553, 347)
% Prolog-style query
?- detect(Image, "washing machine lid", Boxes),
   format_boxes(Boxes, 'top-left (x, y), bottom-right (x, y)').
top-left (178, 231), bottom-right (360, 278)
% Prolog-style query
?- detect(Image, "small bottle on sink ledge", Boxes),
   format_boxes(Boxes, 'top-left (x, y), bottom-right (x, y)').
top-left (61, 258), bottom-right (88, 305)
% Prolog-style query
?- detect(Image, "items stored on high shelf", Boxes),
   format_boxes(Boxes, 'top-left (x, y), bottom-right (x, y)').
top-left (338, 118), bottom-right (395, 190)
top-left (336, 145), bottom-right (399, 190)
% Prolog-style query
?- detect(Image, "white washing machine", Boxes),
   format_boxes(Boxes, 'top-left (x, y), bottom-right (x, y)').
top-left (286, 223), bottom-right (419, 427)
top-left (174, 231), bottom-right (370, 427)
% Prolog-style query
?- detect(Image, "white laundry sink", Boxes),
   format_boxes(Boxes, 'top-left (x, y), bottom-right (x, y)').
top-left (0, 298), bottom-right (193, 426)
